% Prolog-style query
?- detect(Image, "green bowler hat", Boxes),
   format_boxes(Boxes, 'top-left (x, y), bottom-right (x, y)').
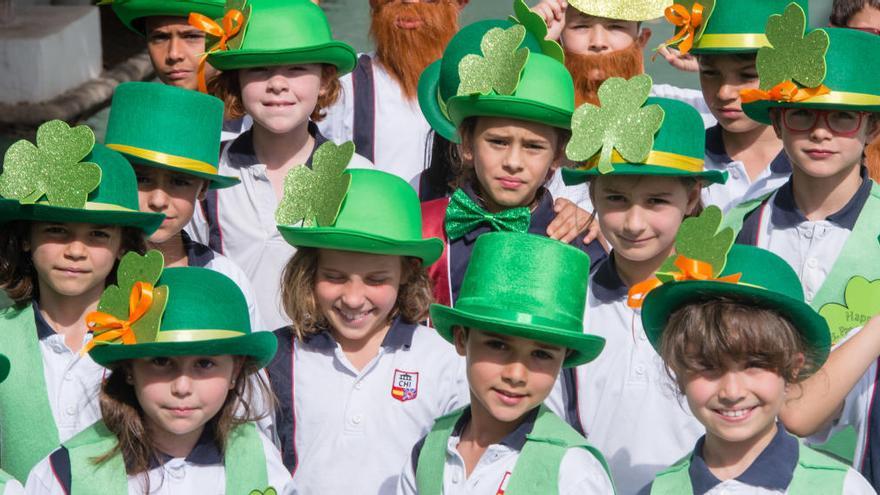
top-left (686, 0), bottom-right (809, 55)
top-left (106, 82), bottom-right (238, 189)
top-left (642, 244), bottom-right (832, 367)
top-left (206, 0), bottom-right (356, 75)
top-left (109, 0), bottom-right (224, 35)
top-left (431, 232), bottom-right (605, 368)
top-left (0, 120), bottom-right (164, 234)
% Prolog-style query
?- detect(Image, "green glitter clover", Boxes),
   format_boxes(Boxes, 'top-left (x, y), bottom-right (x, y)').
top-left (565, 74), bottom-right (664, 174)
top-left (248, 489), bottom-right (277, 495)
top-left (275, 141), bottom-right (354, 227)
top-left (757, 2), bottom-right (829, 90)
top-left (657, 206), bottom-right (734, 281)
top-left (0, 120), bottom-right (102, 208)
top-left (97, 250), bottom-right (168, 344)
top-left (510, 0), bottom-right (564, 63)
top-left (457, 25), bottom-right (530, 96)
top-left (820, 277), bottom-right (880, 343)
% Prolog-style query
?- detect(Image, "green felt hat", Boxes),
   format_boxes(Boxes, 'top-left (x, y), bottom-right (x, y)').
top-left (106, 82), bottom-right (238, 189)
top-left (205, 0), bottom-right (356, 75)
top-left (642, 244), bottom-right (832, 367)
top-left (276, 147), bottom-right (443, 264)
top-left (431, 232), bottom-right (605, 368)
top-left (568, 0), bottom-right (669, 21)
top-left (562, 77), bottom-right (727, 185)
top-left (89, 258), bottom-right (277, 368)
top-left (0, 120), bottom-right (164, 234)
top-left (109, 0), bottom-right (225, 35)
top-left (0, 354), bottom-right (9, 384)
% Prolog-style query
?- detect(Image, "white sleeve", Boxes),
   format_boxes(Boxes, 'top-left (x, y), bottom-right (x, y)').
top-left (209, 254), bottom-right (265, 332)
top-left (2, 478), bottom-right (24, 495)
top-left (186, 188), bottom-right (211, 246)
top-left (546, 169), bottom-right (594, 212)
top-left (543, 371), bottom-right (568, 420)
top-left (559, 447), bottom-right (615, 495)
top-left (447, 352), bottom-right (471, 413)
top-left (843, 467), bottom-right (876, 494)
top-left (260, 429), bottom-right (293, 492)
top-left (23, 456), bottom-right (65, 495)
top-left (347, 153), bottom-right (375, 170)
top-left (394, 448), bottom-right (419, 495)
top-left (317, 72), bottom-right (355, 145)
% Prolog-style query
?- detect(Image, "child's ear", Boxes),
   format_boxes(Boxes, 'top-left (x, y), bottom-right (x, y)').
top-left (197, 180), bottom-right (209, 201)
top-left (685, 183), bottom-right (701, 215)
top-left (452, 326), bottom-right (468, 357)
top-left (866, 115), bottom-right (880, 141)
top-left (789, 352), bottom-right (806, 383)
top-left (637, 27), bottom-right (652, 48)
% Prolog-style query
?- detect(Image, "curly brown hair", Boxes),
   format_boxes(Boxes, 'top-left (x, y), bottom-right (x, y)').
top-left (280, 247), bottom-right (434, 340)
top-left (208, 64), bottom-right (341, 123)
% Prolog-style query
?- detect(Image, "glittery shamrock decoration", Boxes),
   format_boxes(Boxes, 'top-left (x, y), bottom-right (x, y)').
top-left (458, 25), bottom-right (530, 97)
top-left (756, 3), bottom-right (829, 91)
top-left (0, 120), bottom-right (101, 208)
top-left (656, 206), bottom-right (734, 281)
top-left (249, 489), bottom-right (277, 495)
top-left (819, 277), bottom-right (880, 343)
top-left (275, 141), bottom-right (354, 227)
top-left (565, 74), bottom-right (665, 174)
top-left (510, 0), bottom-right (564, 63)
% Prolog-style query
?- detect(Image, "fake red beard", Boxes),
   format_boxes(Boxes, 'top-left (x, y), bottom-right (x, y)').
top-left (370, 1), bottom-right (459, 100)
top-left (564, 43), bottom-right (645, 106)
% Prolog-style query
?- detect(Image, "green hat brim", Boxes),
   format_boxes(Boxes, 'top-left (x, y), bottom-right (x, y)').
top-left (121, 152), bottom-right (240, 190)
top-left (111, 1), bottom-right (225, 35)
top-left (691, 46), bottom-right (761, 55)
top-left (561, 164), bottom-right (728, 186)
top-left (744, 99), bottom-right (880, 126)
top-left (277, 226), bottom-right (444, 266)
top-left (430, 304), bottom-right (605, 368)
top-left (447, 95), bottom-right (572, 135)
top-left (641, 280), bottom-right (831, 367)
top-left (418, 60), bottom-right (459, 143)
top-left (0, 201), bottom-right (164, 235)
top-left (207, 43), bottom-right (357, 75)
top-left (90, 331), bottom-right (278, 369)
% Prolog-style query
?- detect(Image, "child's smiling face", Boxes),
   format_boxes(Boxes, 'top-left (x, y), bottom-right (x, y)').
top-left (239, 64), bottom-right (324, 135)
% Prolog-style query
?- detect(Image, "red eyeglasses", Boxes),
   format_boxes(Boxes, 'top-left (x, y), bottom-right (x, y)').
top-left (781, 108), bottom-right (868, 137)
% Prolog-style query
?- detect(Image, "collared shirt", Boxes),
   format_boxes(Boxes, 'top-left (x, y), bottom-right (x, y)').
top-left (25, 423), bottom-right (290, 494)
top-left (186, 124), bottom-right (373, 330)
top-left (736, 168), bottom-right (873, 305)
top-left (701, 124), bottom-right (791, 214)
top-left (640, 425), bottom-right (873, 495)
top-left (546, 255), bottom-right (703, 495)
top-left (395, 407), bottom-right (614, 495)
top-left (0, 481), bottom-right (22, 495)
top-left (221, 115), bottom-right (253, 143)
top-left (268, 319), bottom-right (468, 495)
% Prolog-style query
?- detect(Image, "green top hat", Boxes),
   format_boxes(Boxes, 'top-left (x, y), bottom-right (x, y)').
top-left (275, 142), bottom-right (443, 265)
top-left (430, 232), bottom-right (605, 368)
top-left (568, 0), bottom-right (670, 21)
top-left (205, 0), bottom-right (356, 75)
top-left (88, 252), bottom-right (277, 368)
top-left (108, 0), bottom-right (225, 35)
top-left (106, 82), bottom-right (238, 189)
top-left (0, 120), bottom-right (164, 234)
top-left (742, 5), bottom-right (880, 124)
top-left (562, 76), bottom-right (727, 186)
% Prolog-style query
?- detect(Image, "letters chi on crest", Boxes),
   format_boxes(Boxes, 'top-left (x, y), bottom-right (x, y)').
top-left (391, 369), bottom-right (419, 402)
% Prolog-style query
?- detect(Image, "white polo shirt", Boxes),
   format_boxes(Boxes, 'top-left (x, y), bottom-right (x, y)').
top-left (0, 481), bottom-right (22, 495)
top-left (546, 256), bottom-right (703, 495)
top-left (395, 407), bottom-right (615, 495)
top-left (269, 319), bottom-right (468, 495)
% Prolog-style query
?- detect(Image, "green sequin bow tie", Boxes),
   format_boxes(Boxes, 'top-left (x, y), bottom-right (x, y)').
top-left (444, 188), bottom-right (531, 240)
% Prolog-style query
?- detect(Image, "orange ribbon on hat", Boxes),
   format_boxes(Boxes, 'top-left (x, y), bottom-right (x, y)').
top-left (81, 281), bottom-right (155, 354)
top-left (189, 9), bottom-right (245, 93)
top-left (626, 255), bottom-right (742, 308)
top-left (664, 2), bottom-right (704, 55)
top-left (740, 80), bottom-right (832, 104)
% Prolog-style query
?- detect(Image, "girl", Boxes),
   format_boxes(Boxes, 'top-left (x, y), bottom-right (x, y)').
top-left (186, 0), bottom-right (372, 330)
top-left (0, 120), bottom-right (163, 482)
top-left (268, 166), bottom-right (467, 494)
top-left (25, 264), bottom-right (289, 494)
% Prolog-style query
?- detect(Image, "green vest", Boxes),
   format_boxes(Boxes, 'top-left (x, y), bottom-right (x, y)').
top-left (415, 405), bottom-right (615, 494)
top-left (64, 420), bottom-right (270, 494)
top-left (650, 441), bottom-right (848, 494)
top-left (0, 304), bottom-right (60, 481)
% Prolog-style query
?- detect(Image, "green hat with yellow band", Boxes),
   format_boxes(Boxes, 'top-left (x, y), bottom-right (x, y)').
top-left (107, 0), bottom-right (225, 36)
top-left (562, 75), bottom-right (727, 185)
top-left (742, 6), bottom-right (880, 125)
top-left (568, 0), bottom-right (670, 21)
top-left (87, 251), bottom-right (277, 368)
top-left (106, 82), bottom-right (238, 189)
top-left (0, 120), bottom-right (164, 234)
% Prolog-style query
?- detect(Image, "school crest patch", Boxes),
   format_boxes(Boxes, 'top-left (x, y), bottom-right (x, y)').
top-left (391, 369), bottom-right (419, 402)
top-left (496, 471), bottom-right (512, 495)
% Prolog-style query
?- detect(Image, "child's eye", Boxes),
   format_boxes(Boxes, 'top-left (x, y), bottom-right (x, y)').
top-left (366, 277), bottom-right (389, 285)
top-left (151, 357), bottom-right (171, 367)
top-left (171, 177), bottom-right (194, 188)
top-left (532, 349), bottom-right (554, 360)
top-left (196, 358), bottom-right (216, 369)
top-left (136, 175), bottom-right (152, 185)
top-left (320, 272), bottom-right (346, 283)
top-left (487, 138), bottom-right (508, 147)
top-left (605, 194), bottom-right (626, 203)
top-left (699, 69), bottom-right (720, 78)
top-left (44, 226), bottom-right (68, 235)
top-left (647, 197), bottom-right (670, 206)
top-left (485, 339), bottom-right (508, 351)
top-left (90, 230), bottom-right (112, 239)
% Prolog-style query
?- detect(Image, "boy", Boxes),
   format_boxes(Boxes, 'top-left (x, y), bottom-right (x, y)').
top-left (397, 232), bottom-right (613, 494)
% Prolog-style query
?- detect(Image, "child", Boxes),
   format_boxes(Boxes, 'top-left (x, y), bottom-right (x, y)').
top-left (24, 260), bottom-right (290, 493)
top-left (397, 232), bottom-right (613, 494)
top-left (186, 0), bottom-right (372, 330)
top-left (105, 81), bottom-right (263, 331)
top-left (550, 75), bottom-right (728, 495)
top-left (638, 240), bottom-right (874, 493)
top-left (0, 354), bottom-right (26, 494)
top-left (418, 21), bottom-right (606, 306)
top-left (0, 120), bottom-right (164, 481)
top-left (268, 164), bottom-right (468, 494)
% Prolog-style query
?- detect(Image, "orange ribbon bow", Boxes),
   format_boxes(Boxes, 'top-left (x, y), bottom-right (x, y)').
top-left (664, 2), bottom-right (704, 55)
top-left (740, 80), bottom-right (831, 104)
top-left (82, 281), bottom-right (155, 354)
top-left (627, 255), bottom-right (742, 309)
top-left (188, 9), bottom-right (245, 93)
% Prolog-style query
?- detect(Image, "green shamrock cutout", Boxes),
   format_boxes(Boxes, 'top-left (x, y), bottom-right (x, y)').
top-left (756, 3), bottom-right (829, 90)
top-left (657, 206), bottom-right (734, 280)
top-left (249, 489), bottom-right (277, 495)
top-left (819, 277), bottom-right (880, 343)
top-left (458, 25), bottom-right (530, 97)
top-left (509, 0), bottom-right (564, 63)
top-left (565, 75), bottom-right (664, 174)
top-left (275, 141), bottom-right (354, 227)
top-left (97, 250), bottom-right (168, 344)
top-left (0, 120), bottom-right (101, 208)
